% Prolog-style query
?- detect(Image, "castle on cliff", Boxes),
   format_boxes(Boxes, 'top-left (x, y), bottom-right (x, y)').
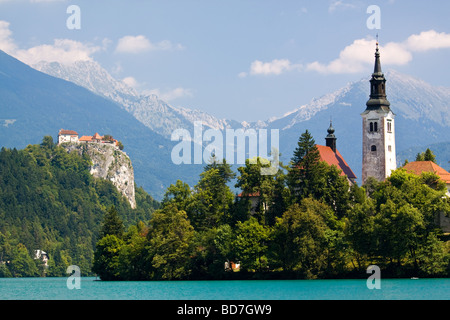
top-left (57, 129), bottom-right (120, 149)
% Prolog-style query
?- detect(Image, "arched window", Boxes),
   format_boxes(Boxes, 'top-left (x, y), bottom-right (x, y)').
top-left (374, 122), bottom-right (378, 132)
top-left (369, 122), bottom-right (374, 132)
top-left (371, 145), bottom-right (377, 152)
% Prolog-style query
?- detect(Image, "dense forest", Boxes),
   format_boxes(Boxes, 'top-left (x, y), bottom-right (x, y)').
top-left (92, 130), bottom-right (450, 281)
top-left (0, 136), bottom-right (159, 277)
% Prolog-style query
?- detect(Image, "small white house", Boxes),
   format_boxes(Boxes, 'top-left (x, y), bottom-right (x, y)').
top-left (58, 129), bottom-right (79, 144)
top-left (34, 250), bottom-right (49, 267)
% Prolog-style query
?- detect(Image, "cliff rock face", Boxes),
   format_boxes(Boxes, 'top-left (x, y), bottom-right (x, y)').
top-left (63, 142), bottom-right (136, 209)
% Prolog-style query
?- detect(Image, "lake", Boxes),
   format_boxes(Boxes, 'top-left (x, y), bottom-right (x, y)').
top-left (0, 277), bottom-right (449, 300)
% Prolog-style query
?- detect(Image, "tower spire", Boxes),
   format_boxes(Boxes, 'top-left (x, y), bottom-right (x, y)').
top-left (373, 37), bottom-right (382, 76)
top-left (325, 120), bottom-right (337, 153)
top-left (364, 41), bottom-right (390, 112)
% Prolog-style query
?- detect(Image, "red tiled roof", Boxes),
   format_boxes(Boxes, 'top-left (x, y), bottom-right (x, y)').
top-left (237, 191), bottom-right (261, 198)
top-left (316, 145), bottom-right (357, 180)
top-left (403, 161), bottom-right (450, 184)
top-left (59, 129), bottom-right (78, 136)
top-left (92, 133), bottom-right (103, 140)
top-left (79, 135), bottom-right (92, 142)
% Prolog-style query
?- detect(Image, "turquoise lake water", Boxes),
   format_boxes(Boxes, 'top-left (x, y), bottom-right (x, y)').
top-left (0, 277), bottom-right (449, 300)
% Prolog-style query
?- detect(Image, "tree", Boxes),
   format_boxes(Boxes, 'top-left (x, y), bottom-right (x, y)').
top-left (146, 203), bottom-right (194, 280)
top-left (92, 234), bottom-right (124, 280)
top-left (347, 169), bottom-right (450, 275)
top-left (40, 135), bottom-right (55, 150)
top-left (235, 157), bottom-right (286, 224)
top-left (344, 198), bottom-right (377, 269)
top-left (415, 232), bottom-right (449, 276)
top-left (162, 180), bottom-right (192, 211)
top-left (100, 206), bottom-right (125, 239)
top-left (320, 164), bottom-right (350, 219)
top-left (187, 160), bottom-right (235, 230)
top-left (415, 148), bottom-right (437, 163)
top-left (9, 244), bottom-right (39, 277)
top-left (232, 217), bottom-right (270, 272)
top-left (271, 199), bottom-right (333, 278)
top-left (287, 130), bottom-right (325, 203)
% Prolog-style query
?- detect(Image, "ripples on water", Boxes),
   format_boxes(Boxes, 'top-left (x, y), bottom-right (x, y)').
top-left (1, 277), bottom-right (449, 300)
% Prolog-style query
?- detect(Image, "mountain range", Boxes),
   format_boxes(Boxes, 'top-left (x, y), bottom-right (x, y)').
top-left (0, 51), bottom-right (202, 200)
top-left (34, 58), bottom-right (450, 181)
top-left (1, 49), bottom-right (449, 200)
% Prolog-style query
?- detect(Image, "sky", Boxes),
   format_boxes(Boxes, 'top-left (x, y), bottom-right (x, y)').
top-left (1, 0), bottom-right (450, 122)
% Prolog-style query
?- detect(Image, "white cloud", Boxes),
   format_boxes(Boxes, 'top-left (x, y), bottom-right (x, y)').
top-left (145, 87), bottom-right (193, 101)
top-left (115, 35), bottom-right (184, 54)
top-left (405, 30), bottom-right (450, 52)
top-left (306, 38), bottom-right (412, 74)
top-left (306, 30), bottom-right (450, 75)
top-left (0, 19), bottom-right (102, 65)
top-left (15, 39), bottom-right (101, 65)
top-left (116, 35), bottom-right (151, 54)
top-left (245, 59), bottom-right (302, 76)
top-left (243, 29), bottom-right (450, 77)
top-left (0, 21), bottom-right (17, 54)
top-left (328, 0), bottom-right (357, 13)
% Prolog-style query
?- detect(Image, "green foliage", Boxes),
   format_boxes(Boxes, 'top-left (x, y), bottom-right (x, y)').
top-left (232, 217), bottom-right (270, 272)
top-left (91, 130), bottom-right (450, 280)
top-left (415, 148), bottom-right (437, 163)
top-left (271, 199), bottom-right (337, 279)
top-left (0, 137), bottom-right (159, 277)
top-left (350, 169), bottom-right (450, 276)
top-left (146, 203), bottom-right (194, 280)
top-left (288, 130), bottom-right (322, 201)
top-left (92, 234), bottom-right (124, 281)
top-left (100, 206), bottom-right (125, 239)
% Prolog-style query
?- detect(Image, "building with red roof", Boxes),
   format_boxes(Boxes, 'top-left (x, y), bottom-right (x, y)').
top-left (317, 122), bottom-right (357, 185)
top-left (78, 135), bottom-right (93, 142)
top-left (58, 130), bottom-right (120, 149)
top-left (403, 161), bottom-right (450, 196)
top-left (58, 129), bottom-right (79, 144)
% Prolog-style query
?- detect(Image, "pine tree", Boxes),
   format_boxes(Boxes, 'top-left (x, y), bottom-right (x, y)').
top-left (415, 148), bottom-right (437, 163)
top-left (100, 206), bottom-right (125, 239)
top-left (288, 130), bottom-right (323, 203)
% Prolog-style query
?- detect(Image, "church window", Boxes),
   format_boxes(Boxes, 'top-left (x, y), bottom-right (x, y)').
top-left (374, 122), bottom-right (378, 132)
top-left (371, 145), bottom-right (377, 152)
top-left (369, 122), bottom-right (373, 132)
top-left (387, 121), bottom-right (392, 133)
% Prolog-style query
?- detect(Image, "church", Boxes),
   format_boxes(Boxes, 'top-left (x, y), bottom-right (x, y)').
top-left (314, 42), bottom-right (395, 187)
top-left (361, 42), bottom-right (397, 185)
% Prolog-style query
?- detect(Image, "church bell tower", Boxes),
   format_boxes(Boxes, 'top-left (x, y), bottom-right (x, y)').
top-left (361, 42), bottom-right (396, 185)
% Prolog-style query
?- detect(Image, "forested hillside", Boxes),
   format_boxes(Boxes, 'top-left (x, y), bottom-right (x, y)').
top-left (0, 137), bottom-right (159, 277)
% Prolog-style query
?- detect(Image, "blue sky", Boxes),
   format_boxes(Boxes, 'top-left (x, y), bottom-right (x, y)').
top-left (1, 0), bottom-right (450, 122)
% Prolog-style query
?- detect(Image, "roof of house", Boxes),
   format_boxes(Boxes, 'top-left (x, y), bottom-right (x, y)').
top-left (79, 135), bottom-right (93, 142)
top-left (59, 129), bottom-right (78, 136)
top-left (237, 191), bottom-right (261, 198)
top-left (92, 133), bottom-right (103, 140)
top-left (316, 145), bottom-right (357, 180)
top-left (403, 161), bottom-right (450, 184)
